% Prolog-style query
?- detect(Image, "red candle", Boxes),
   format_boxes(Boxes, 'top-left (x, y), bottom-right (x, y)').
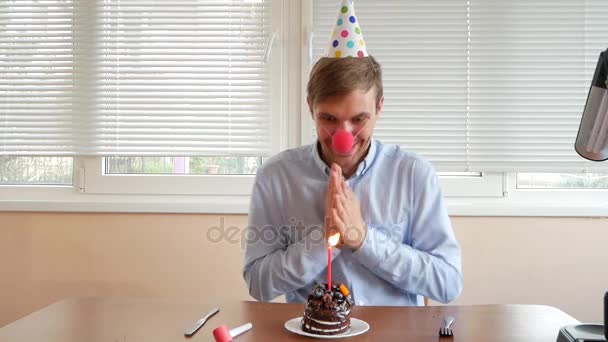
top-left (327, 246), bottom-right (332, 290)
top-left (327, 233), bottom-right (339, 290)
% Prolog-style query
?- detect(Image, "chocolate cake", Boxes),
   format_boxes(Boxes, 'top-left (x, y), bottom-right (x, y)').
top-left (302, 282), bottom-right (354, 335)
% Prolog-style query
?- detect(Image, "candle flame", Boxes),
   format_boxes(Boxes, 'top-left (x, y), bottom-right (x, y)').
top-left (328, 233), bottom-right (340, 247)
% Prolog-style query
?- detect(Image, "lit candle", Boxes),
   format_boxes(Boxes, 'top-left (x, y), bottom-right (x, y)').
top-left (327, 233), bottom-right (340, 290)
top-left (327, 246), bottom-right (331, 290)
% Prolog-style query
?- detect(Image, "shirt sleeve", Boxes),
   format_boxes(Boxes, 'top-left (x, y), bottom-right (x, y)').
top-left (351, 159), bottom-right (463, 304)
top-left (242, 169), bottom-right (335, 302)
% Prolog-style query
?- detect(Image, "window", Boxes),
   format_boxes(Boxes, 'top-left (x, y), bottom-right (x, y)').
top-left (1, 0), bottom-right (284, 199)
top-left (1, 0), bottom-right (607, 215)
top-left (0, 1), bottom-right (75, 186)
top-left (305, 0), bottom-right (608, 213)
top-left (308, 0), bottom-right (608, 174)
top-left (94, 0), bottom-right (278, 157)
top-left (517, 173), bottom-right (608, 189)
top-left (0, 1), bottom-right (75, 156)
top-left (83, 0), bottom-right (283, 195)
top-left (0, 157), bottom-right (73, 185)
top-left (0, 0), bottom-right (280, 163)
top-left (105, 156), bottom-right (261, 175)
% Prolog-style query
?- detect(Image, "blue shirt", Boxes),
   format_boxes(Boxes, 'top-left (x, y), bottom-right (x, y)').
top-left (243, 139), bottom-right (463, 306)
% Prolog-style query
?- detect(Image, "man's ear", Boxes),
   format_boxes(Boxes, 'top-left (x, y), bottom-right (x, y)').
top-left (376, 96), bottom-right (384, 117)
top-left (307, 96), bottom-right (314, 118)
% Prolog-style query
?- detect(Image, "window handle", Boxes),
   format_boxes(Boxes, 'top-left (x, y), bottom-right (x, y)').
top-left (263, 31), bottom-right (278, 63)
top-left (77, 167), bottom-right (86, 193)
top-left (307, 31), bottom-right (314, 66)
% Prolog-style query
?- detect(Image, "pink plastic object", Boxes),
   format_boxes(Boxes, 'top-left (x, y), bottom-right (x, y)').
top-left (212, 325), bottom-right (232, 342)
top-left (213, 323), bottom-right (253, 342)
top-left (332, 129), bottom-right (354, 154)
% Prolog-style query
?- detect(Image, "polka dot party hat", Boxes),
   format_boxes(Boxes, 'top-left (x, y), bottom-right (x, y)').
top-left (323, 0), bottom-right (368, 58)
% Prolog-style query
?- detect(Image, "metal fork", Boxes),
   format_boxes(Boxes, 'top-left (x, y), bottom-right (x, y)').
top-left (439, 315), bottom-right (455, 337)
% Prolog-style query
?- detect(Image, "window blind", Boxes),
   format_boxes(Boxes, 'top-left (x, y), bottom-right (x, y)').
top-left (0, 0), bottom-right (75, 155)
top-left (312, 0), bottom-right (608, 172)
top-left (1, 0), bottom-right (275, 156)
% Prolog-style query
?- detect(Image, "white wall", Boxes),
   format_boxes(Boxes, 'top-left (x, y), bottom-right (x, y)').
top-left (1, 212), bottom-right (606, 327)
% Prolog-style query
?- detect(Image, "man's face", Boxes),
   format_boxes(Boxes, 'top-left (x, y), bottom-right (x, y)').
top-left (310, 88), bottom-right (383, 173)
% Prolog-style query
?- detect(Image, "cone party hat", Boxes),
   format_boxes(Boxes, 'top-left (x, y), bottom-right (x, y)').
top-left (323, 0), bottom-right (369, 58)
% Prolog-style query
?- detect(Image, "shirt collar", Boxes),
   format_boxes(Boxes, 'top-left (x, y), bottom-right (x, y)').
top-left (311, 139), bottom-right (378, 179)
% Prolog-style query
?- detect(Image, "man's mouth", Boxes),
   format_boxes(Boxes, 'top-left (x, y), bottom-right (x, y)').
top-left (332, 141), bottom-right (358, 157)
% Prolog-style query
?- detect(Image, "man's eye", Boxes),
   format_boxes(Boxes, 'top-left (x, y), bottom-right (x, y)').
top-left (323, 116), bottom-right (336, 122)
top-left (353, 116), bottom-right (366, 123)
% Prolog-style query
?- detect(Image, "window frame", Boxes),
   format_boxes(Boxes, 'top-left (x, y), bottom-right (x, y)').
top-left (447, 173), bottom-right (608, 217)
top-left (81, 157), bottom-right (255, 195)
top-left (3, 169), bottom-right (608, 216)
top-left (0, 174), bottom-right (250, 214)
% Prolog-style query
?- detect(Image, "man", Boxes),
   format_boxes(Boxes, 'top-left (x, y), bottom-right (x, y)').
top-left (242, 1), bottom-right (462, 306)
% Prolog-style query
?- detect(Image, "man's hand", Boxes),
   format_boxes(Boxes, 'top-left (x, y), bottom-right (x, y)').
top-left (330, 165), bottom-right (367, 250)
top-left (324, 163), bottom-right (343, 243)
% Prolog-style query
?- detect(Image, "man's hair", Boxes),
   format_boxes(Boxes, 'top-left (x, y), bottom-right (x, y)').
top-left (306, 56), bottom-right (383, 109)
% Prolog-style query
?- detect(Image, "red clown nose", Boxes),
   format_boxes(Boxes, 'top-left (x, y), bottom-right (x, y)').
top-left (332, 129), bottom-right (354, 154)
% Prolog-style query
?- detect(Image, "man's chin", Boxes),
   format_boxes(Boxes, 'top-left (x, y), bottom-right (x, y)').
top-left (333, 150), bottom-right (355, 158)
top-left (330, 145), bottom-right (360, 165)
top-left (320, 141), bottom-right (363, 168)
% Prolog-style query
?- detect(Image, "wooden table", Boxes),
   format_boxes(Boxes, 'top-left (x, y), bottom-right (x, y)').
top-left (0, 297), bottom-right (579, 342)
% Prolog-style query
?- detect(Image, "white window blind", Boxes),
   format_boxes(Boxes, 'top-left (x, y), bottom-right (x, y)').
top-left (1, 0), bottom-right (275, 156)
top-left (312, 0), bottom-right (608, 172)
top-left (0, 0), bottom-right (75, 155)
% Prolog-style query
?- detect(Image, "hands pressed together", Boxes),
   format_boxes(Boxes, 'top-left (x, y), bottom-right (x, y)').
top-left (325, 163), bottom-right (367, 250)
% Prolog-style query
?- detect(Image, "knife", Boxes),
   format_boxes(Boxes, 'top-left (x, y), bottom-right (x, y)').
top-left (184, 307), bottom-right (220, 337)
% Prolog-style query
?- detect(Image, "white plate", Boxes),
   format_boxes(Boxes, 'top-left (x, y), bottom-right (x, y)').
top-left (284, 317), bottom-right (370, 339)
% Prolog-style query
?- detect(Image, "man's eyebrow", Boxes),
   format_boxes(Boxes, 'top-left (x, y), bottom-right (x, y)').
top-left (317, 112), bottom-right (370, 119)
top-left (354, 112), bottom-right (371, 118)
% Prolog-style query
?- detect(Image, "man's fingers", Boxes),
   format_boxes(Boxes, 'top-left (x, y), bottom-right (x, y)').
top-left (327, 167), bottom-right (338, 203)
top-left (335, 165), bottom-right (343, 186)
top-left (332, 163), bottom-right (342, 174)
top-left (335, 194), bottom-right (347, 219)
top-left (332, 208), bottom-right (345, 234)
top-left (326, 163), bottom-right (346, 240)
top-left (341, 180), bottom-right (349, 197)
top-left (335, 175), bottom-right (344, 195)
top-left (329, 164), bottom-right (338, 193)
top-left (325, 166), bottom-right (339, 238)
top-left (335, 191), bottom-right (347, 208)
top-left (325, 215), bottom-right (337, 240)
top-left (325, 214), bottom-right (332, 229)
